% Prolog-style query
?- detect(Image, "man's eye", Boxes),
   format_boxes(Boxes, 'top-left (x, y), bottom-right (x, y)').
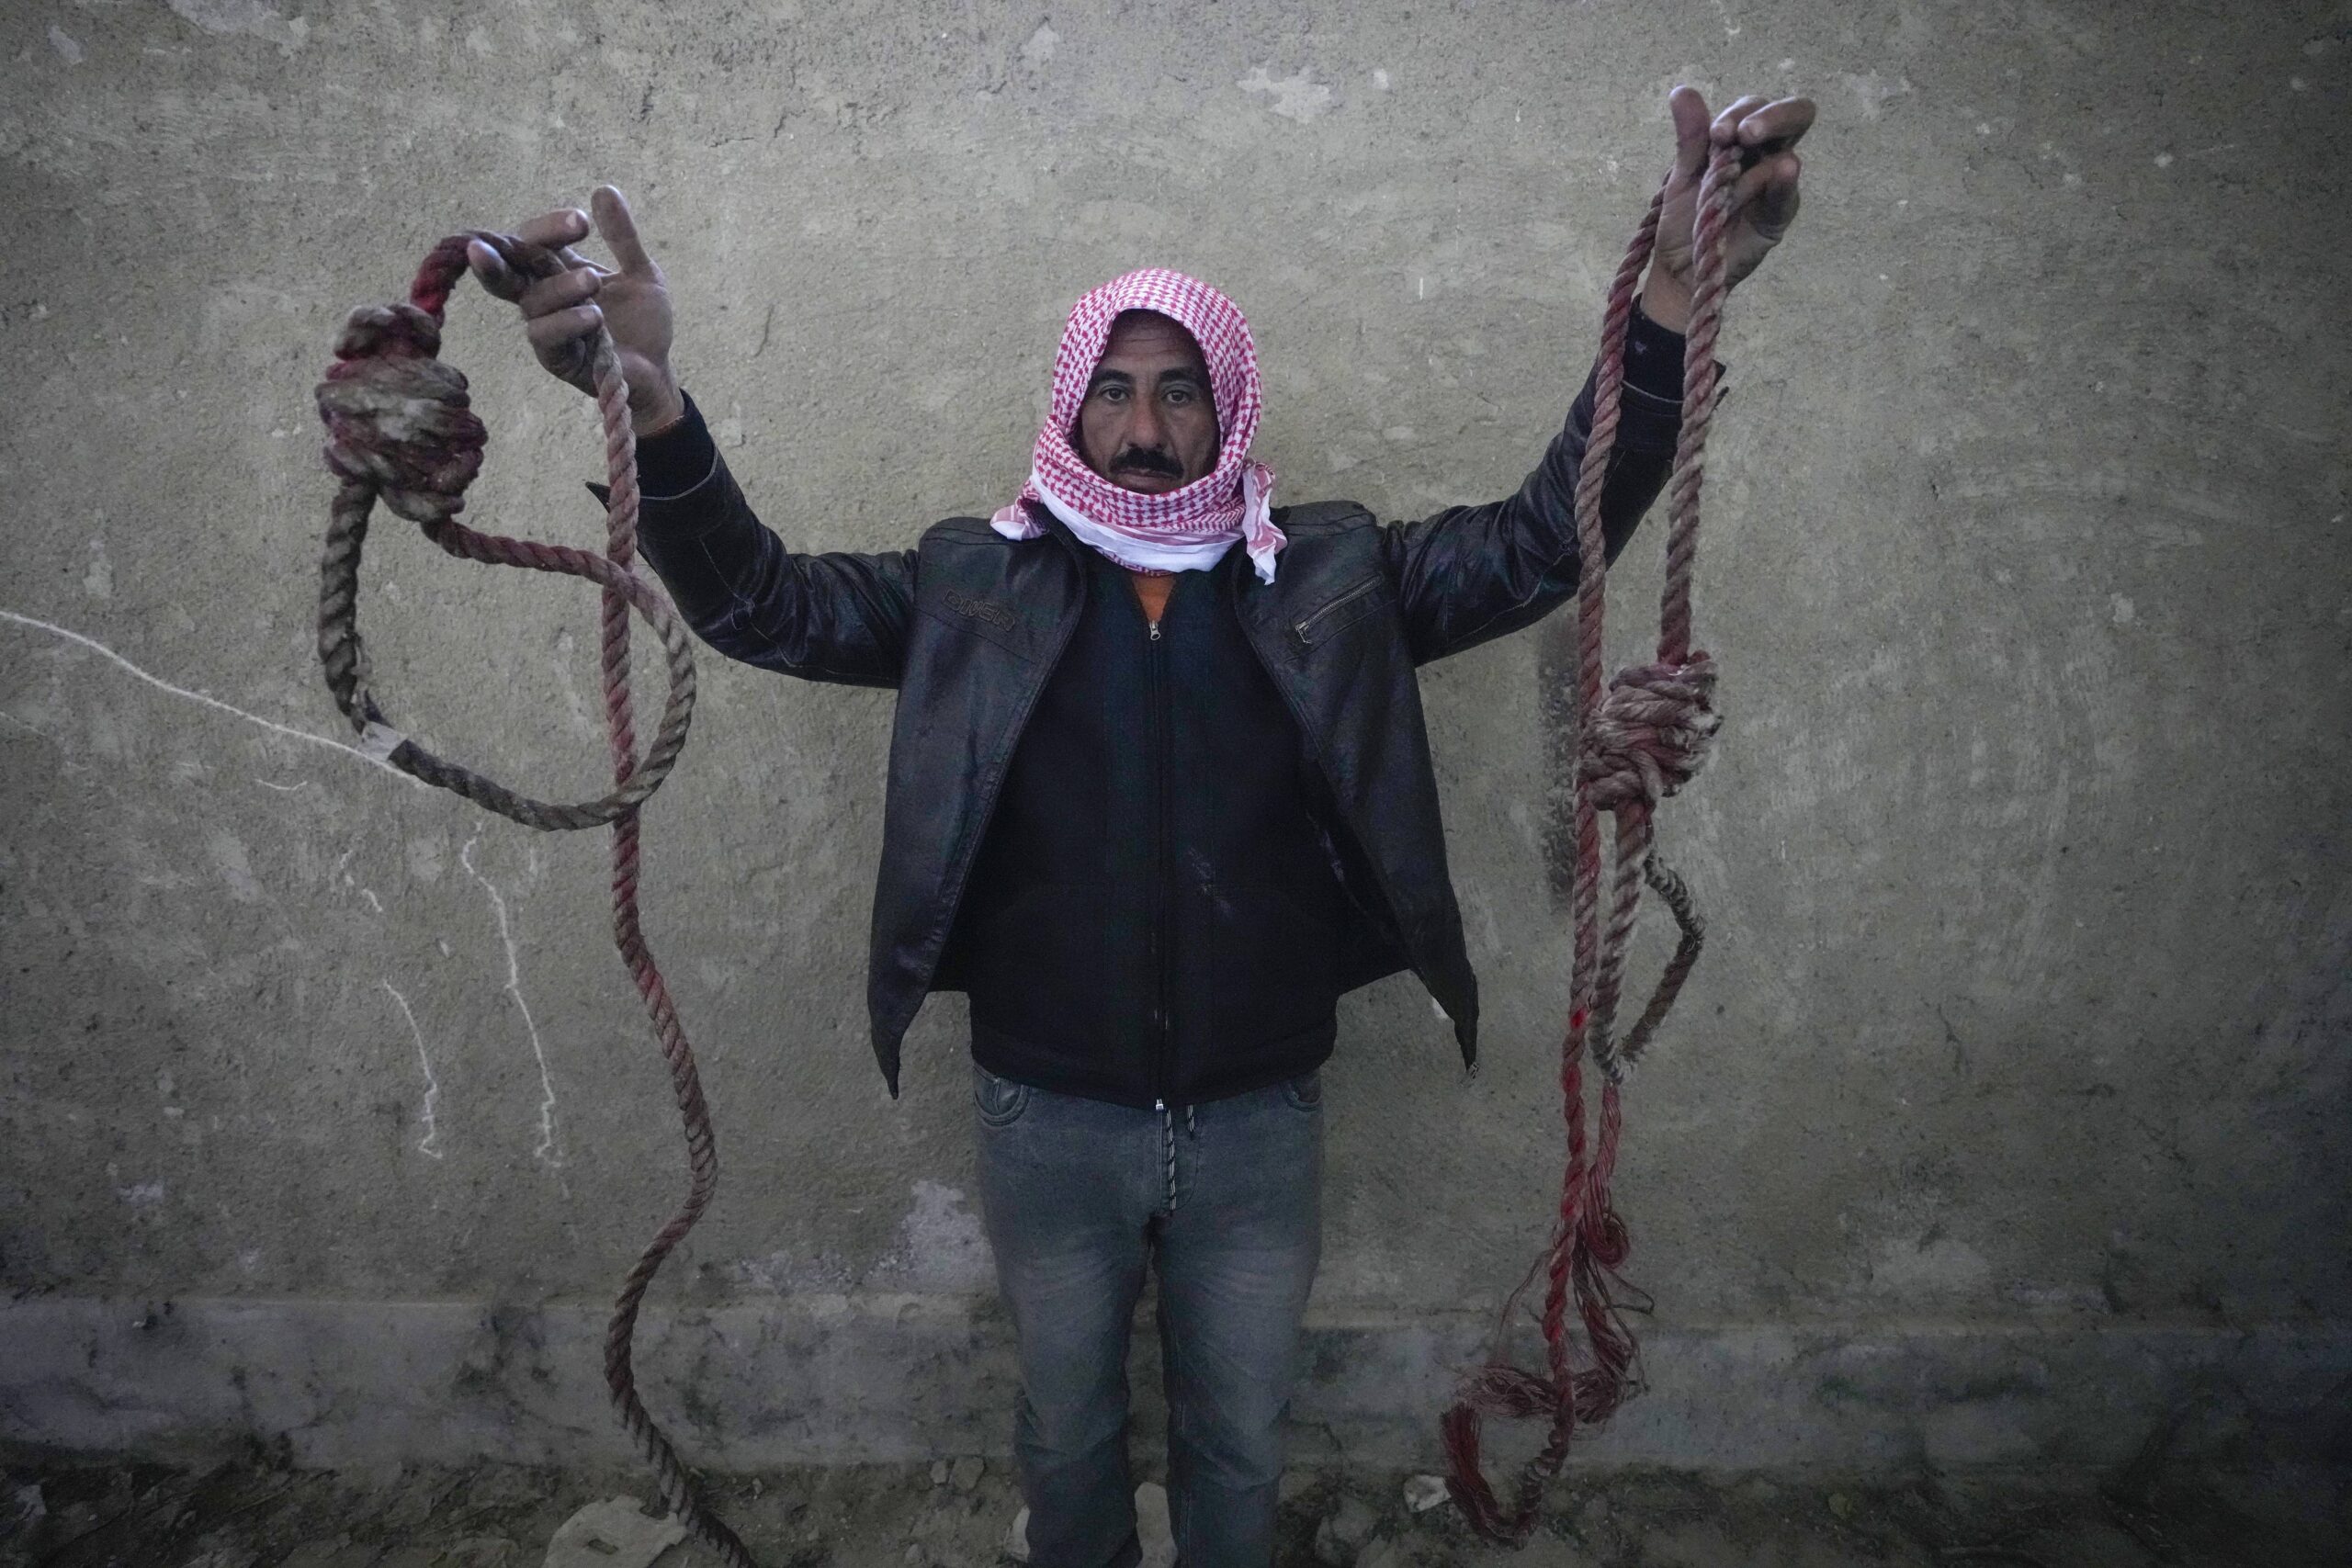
top-left (1166, 386), bottom-right (1195, 405)
top-left (1094, 385), bottom-right (1126, 403)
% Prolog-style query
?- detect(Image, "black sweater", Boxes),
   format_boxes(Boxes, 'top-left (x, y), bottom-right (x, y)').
top-left (948, 519), bottom-right (1351, 1106)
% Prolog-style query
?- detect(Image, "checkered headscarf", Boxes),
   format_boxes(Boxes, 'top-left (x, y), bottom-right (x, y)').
top-left (990, 268), bottom-right (1284, 582)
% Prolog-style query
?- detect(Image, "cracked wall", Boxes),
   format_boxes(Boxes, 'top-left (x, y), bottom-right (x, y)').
top-left (3, 0), bottom-right (2347, 1467)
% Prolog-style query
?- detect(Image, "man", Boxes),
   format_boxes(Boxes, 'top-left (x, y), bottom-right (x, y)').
top-left (472, 85), bottom-right (1811, 1568)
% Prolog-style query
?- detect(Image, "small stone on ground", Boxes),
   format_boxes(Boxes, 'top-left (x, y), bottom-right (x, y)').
top-left (541, 1496), bottom-right (684, 1568)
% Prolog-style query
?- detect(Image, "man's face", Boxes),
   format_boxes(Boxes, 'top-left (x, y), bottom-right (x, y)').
top-left (1075, 310), bottom-right (1221, 494)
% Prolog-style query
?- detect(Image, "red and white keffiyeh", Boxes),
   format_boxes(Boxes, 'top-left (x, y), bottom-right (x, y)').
top-left (990, 267), bottom-right (1285, 582)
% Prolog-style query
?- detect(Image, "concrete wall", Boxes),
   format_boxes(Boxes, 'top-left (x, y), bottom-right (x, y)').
top-left (5, 0), bottom-right (2346, 1472)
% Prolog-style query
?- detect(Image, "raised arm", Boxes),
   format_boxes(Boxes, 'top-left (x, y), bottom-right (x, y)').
top-left (605, 393), bottom-right (915, 687)
top-left (1385, 87), bottom-right (1814, 666)
top-left (1383, 307), bottom-right (1686, 665)
top-left (470, 187), bottom-right (915, 688)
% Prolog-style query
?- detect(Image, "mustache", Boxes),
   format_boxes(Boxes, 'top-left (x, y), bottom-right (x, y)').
top-left (1111, 446), bottom-right (1183, 478)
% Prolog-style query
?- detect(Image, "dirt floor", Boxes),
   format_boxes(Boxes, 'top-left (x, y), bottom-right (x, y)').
top-left (2, 1449), bottom-right (2345, 1568)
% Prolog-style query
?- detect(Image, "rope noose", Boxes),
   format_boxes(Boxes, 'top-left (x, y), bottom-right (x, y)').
top-left (315, 233), bottom-right (760, 1568)
top-left (1440, 143), bottom-right (1738, 1543)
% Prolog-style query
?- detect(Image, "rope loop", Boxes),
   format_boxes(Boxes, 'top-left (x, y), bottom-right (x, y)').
top-left (314, 234), bottom-right (698, 832)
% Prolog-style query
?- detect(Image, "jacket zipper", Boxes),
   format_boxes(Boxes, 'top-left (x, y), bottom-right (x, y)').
top-left (1292, 575), bottom-right (1382, 646)
top-left (1148, 612), bottom-right (1170, 1119)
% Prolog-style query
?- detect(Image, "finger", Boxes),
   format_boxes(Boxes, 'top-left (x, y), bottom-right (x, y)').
top-left (592, 185), bottom-right (657, 276)
top-left (1737, 96), bottom-right (1817, 152)
top-left (1724, 152), bottom-right (1801, 232)
top-left (1710, 94), bottom-right (1771, 144)
top-left (466, 239), bottom-right (525, 304)
top-left (516, 265), bottom-right (601, 321)
top-left (526, 301), bottom-right (605, 355)
top-left (511, 207), bottom-right (591, 253)
top-left (1748, 152), bottom-right (1802, 234)
top-left (1668, 84), bottom-right (1711, 184)
top-left (1725, 149), bottom-right (1797, 205)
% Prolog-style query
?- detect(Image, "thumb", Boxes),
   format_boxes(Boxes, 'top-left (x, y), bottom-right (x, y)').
top-left (591, 184), bottom-right (657, 276)
top-left (1667, 85), bottom-right (1710, 186)
top-left (1747, 152), bottom-right (1803, 240)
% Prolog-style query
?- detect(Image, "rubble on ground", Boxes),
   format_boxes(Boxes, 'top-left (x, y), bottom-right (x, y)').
top-left (0, 1446), bottom-right (2339, 1567)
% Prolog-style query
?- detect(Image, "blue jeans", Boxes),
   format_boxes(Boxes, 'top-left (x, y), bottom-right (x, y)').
top-left (973, 1064), bottom-right (1324, 1568)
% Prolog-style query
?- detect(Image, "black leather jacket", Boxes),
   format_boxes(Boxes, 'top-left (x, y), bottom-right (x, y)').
top-left (628, 321), bottom-right (1687, 1096)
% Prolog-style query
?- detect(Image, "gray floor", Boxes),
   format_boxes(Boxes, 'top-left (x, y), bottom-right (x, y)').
top-left (4, 1450), bottom-right (2345, 1568)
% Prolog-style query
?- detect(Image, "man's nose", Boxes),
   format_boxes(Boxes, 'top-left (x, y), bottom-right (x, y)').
top-left (1126, 395), bottom-right (1165, 450)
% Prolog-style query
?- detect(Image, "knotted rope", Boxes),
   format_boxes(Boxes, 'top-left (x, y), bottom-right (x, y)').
top-left (315, 233), bottom-right (758, 1568)
top-left (1440, 143), bottom-right (1737, 1543)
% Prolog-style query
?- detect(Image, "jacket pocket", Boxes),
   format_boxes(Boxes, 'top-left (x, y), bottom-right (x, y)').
top-left (1292, 574), bottom-right (1389, 649)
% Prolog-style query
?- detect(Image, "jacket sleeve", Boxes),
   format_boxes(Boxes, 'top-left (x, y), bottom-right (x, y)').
top-left (601, 392), bottom-right (917, 689)
top-left (1379, 306), bottom-right (1690, 666)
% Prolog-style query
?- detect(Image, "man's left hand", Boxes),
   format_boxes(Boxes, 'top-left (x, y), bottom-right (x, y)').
top-left (1641, 87), bottom-right (1815, 333)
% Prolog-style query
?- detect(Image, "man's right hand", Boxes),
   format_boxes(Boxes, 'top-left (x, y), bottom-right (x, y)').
top-left (466, 185), bottom-right (685, 437)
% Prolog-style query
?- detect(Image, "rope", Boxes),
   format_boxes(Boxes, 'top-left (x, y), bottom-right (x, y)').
top-left (1439, 143), bottom-right (1738, 1544)
top-left (314, 232), bottom-right (759, 1568)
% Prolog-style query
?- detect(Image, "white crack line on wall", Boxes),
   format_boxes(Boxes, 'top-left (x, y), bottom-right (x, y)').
top-left (332, 846), bottom-right (386, 914)
top-left (0, 608), bottom-right (424, 789)
top-left (379, 979), bottom-right (446, 1159)
top-left (458, 827), bottom-right (561, 1168)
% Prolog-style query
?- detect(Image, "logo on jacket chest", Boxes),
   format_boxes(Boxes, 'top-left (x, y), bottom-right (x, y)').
top-left (941, 587), bottom-right (1020, 634)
